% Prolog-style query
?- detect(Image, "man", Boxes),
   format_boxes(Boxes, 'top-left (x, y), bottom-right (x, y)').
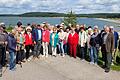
top-left (101, 26), bottom-right (114, 73)
top-left (0, 23), bottom-right (8, 67)
top-left (110, 26), bottom-right (119, 64)
top-left (0, 23), bottom-right (7, 77)
top-left (33, 24), bottom-right (42, 59)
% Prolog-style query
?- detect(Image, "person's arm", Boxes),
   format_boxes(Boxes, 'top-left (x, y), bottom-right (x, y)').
top-left (111, 33), bottom-right (114, 52)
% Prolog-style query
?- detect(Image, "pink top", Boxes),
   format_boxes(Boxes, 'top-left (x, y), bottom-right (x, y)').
top-left (42, 30), bottom-right (50, 43)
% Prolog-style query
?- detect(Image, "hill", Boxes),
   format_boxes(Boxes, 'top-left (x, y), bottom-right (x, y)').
top-left (0, 12), bottom-right (120, 18)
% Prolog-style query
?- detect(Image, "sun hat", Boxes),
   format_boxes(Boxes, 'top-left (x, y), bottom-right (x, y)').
top-left (94, 25), bottom-right (98, 29)
top-left (26, 26), bottom-right (32, 31)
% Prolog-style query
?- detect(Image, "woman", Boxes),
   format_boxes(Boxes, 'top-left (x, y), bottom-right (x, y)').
top-left (68, 26), bottom-right (79, 58)
top-left (42, 25), bottom-right (50, 58)
top-left (87, 28), bottom-right (93, 61)
top-left (64, 27), bottom-right (70, 55)
top-left (7, 29), bottom-right (17, 71)
top-left (16, 27), bottom-right (25, 67)
top-left (89, 26), bottom-right (100, 65)
top-left (58, 27), bottom-right (65, 57)
top-left (79, 26), bottom-right (87, 60)
top-left (50, 27), bottom-right (59, 57)
top-left (24, 26), bottom-right (33, 61)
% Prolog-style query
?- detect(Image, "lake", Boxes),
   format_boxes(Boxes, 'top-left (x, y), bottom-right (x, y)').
top-left (0, 17), bottom-right (120, 30)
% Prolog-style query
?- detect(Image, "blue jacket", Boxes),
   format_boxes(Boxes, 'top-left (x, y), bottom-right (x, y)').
top-left (50, 33), bottom-right (59, 48)
top-left (7, 34), bottom-right (17, 52)
top-left (32, 28), bottom-right (42, 42)
top-left (114, 31), bottom-right (119, 48)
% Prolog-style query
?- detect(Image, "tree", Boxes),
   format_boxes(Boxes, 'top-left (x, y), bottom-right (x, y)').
top-left (62, 10), bottom-right (77, 27)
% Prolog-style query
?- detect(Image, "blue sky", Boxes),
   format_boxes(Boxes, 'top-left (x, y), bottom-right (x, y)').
top-left (0, 0), bottom-right (120, 14)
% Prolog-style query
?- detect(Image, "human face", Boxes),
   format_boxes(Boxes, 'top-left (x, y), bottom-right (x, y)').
top-left (94, 28), bottom-right (98, 33)
top-left (66, 29), bottom-right (70, 33)
top-left (76, 25), bottom-right (80, 30)
top-left (105, 27), bottom-right (110, 33)
top-left (71, 27), bottom-right (75, 33)
top-left (27, 29), bottom-right (31, 32)
top-left (53, 28), bottom-right (57, 33)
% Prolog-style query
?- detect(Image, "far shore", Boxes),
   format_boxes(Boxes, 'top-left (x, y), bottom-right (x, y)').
top-left (96, 18), bottom-right (120, 24)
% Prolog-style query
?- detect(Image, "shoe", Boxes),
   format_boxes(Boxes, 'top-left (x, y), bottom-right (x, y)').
top-left (81, 59), bottom-right (85, 61)
top-left (53, 55), bottom-right (57, 57)
top-left (58, 54), bottom-right (61, 56)
top-left (90, 62), bottom-right (94, 64)
top-left (22, 60), bottom-right (26, 63)
top-left (111, 62), bottom-right (114, 65)
top-left (42, 55), bottom-right (45, 58)
top-left (27, 59), bottom-right (30, 62)
top-left (105, 68), bottom-right (110, 73)
top-left (46, 55), bottom-right (48, 58)
top-left (94, 62), bottom-right (98, 66)
top-left (10, 67), bottom-right (16, 71)
top-left (62, 55), bottom-right (65, 58)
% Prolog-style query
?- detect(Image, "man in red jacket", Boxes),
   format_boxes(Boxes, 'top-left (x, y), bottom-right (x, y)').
top-left (68, 26), bottom-right (79, 58)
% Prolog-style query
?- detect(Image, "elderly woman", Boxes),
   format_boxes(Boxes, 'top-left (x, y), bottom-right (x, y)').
top-left (50, 27), bottom-right (59, 57)
top-left (79, 26), bottom-right (87, 60)
top-left (89, 26), bottom-right (100, 65)
top-left (58, 27), bottom-right (66, 57)
top-left (24, 26), bottom-right (33, 61)
top-left (7, 29), bottom-right (17, 71)
top-left (68, 25), bottom-right (79, 58)
top-left (42, 25), bottom-right (50, 58)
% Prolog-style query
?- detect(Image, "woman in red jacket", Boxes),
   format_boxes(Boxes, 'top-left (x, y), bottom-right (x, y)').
top-left (68, 26), bottom-right (79, 58)
top-left (42, 25), bottom-right (50, 58)
top-left (24, 26), bottom-right (33, 61)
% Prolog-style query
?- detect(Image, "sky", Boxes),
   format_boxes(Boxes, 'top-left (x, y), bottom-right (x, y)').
top-left (0, 0), bottom-right (120, 14)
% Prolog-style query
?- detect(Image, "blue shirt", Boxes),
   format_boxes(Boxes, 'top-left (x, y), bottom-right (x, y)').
top-left (38, 29), bottom-right (42, 40)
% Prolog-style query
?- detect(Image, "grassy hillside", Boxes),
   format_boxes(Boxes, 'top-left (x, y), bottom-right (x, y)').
top-left (0, 12), bottom-right (120, 18)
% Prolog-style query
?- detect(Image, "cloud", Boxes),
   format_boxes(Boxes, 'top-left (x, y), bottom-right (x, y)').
top-left (0, 0), bottom-right (120, 14)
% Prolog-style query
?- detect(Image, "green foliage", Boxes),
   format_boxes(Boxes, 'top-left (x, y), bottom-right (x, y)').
top-left (63, 11), bottom-right (77, 27)
top-left (6, 25), bottom-right (13, 32)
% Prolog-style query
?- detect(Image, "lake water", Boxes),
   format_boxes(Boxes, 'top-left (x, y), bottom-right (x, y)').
top-left (0, 17), bottom-right (120, 30)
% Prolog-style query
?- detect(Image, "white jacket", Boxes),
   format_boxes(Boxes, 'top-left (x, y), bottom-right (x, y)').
top-left (79, 31), bottom-right (87, 47)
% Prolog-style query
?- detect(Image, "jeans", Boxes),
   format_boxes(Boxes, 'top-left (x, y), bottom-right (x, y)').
top-left (42, 42), bottom-right (48, 56)
top-left (90, 46), bottom-right (98, 63)
top-left (58, 41), bottom-right (64, 55)
top-left (33, 40), bottom-right (42, 57)
top-left (64, 43), bottom-right (68, 55)
top-left (9, 51), bottom-right (16, 70)
top-left (80, 47), bottom-right (85, 59)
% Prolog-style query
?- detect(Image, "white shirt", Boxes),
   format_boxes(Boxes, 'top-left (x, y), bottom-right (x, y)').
top-left (58, 30), bottom-right (65, 40)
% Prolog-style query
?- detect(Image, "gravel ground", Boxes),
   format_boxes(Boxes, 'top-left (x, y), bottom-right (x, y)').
top-left (1, 55), bottom-right (120, 80)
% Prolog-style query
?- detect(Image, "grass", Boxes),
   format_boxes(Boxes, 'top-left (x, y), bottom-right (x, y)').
top-left (98, 51), bottom-right (120, 71)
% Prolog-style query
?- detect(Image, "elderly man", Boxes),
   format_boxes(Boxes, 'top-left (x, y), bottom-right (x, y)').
top-left (0, 23), bottom-right (7, 77)
top-left (110, 26), bottom-right (119, 64)
top-left (101, 26), bottom-right (114, 73)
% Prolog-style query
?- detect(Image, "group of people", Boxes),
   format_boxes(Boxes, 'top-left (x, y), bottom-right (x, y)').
top-left (0, 21), bottom-right (120, 77)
